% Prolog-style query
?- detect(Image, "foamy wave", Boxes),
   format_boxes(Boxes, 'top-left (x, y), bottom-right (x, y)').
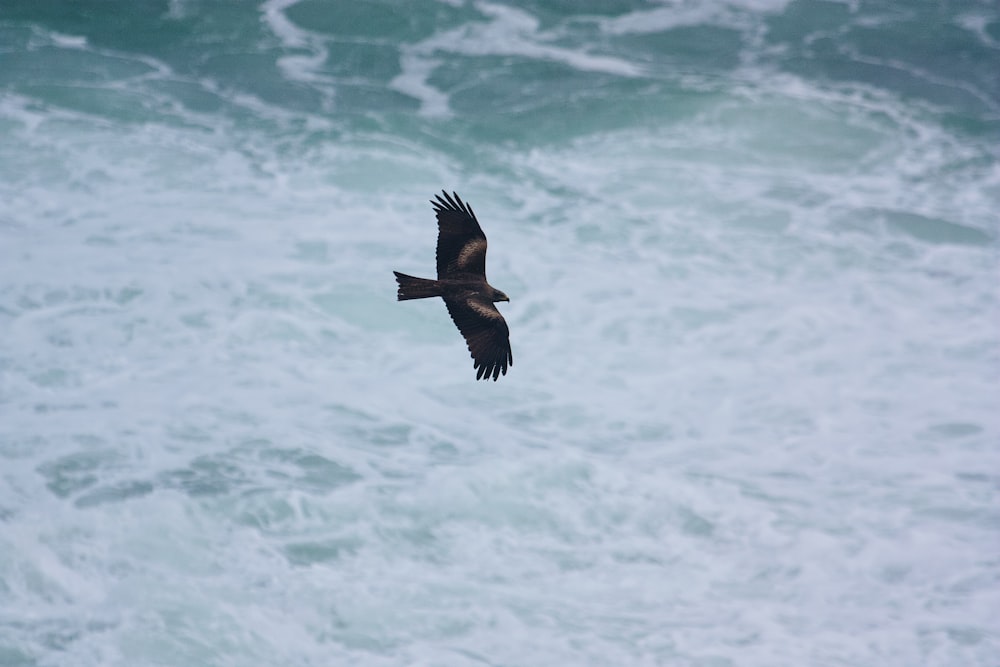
top-left (261, 0), bottom-right (336, 113)
top-left (599, 0), bottom-right (791, 35)
top-left (391, 2), bottom-right (645, 116)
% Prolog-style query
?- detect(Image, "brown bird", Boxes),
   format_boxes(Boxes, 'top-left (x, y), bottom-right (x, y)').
top-left (393, 191), bottom-right (513, 381)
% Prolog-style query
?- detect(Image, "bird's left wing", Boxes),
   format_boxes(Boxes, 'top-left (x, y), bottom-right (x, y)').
top-left (444, 295), bottom-right (512, 381)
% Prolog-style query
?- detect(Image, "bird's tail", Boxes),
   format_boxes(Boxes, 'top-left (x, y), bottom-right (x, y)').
top-left (393, 271), bottom-right (443, 301)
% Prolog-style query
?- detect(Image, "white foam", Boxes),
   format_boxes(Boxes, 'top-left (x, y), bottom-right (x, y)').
top-left (955, 11), bottom-right (1000, 48)
top-left (599, 0), bottom-right (792, 36)
top-left (390, 53), bottom-right (453, 118)
top-left (261, 0), bottom-right (336, 113)
top-left (392, 1), bottom-right (645, 116)
top-left (48, 31), bottom-right (89, 49)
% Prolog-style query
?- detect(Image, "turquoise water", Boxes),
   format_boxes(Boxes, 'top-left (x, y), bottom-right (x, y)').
top-left (1, 1), bottom-right (998, 665)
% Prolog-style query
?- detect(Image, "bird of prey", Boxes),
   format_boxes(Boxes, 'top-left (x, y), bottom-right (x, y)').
top-left (393, 191), bottom-right (513, 381)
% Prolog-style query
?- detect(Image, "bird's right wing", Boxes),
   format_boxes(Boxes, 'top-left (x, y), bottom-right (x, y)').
top-left (444, 295), bottom-right (512, 381)
top-left (433, 191), bottom-right (488, 279)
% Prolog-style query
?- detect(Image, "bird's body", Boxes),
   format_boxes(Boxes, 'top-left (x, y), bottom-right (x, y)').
top-left (393, 191), bottom-right (513, 381)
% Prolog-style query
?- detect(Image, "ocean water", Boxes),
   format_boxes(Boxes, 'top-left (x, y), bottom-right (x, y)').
top-left (1, 0), bottom-right (998, 665)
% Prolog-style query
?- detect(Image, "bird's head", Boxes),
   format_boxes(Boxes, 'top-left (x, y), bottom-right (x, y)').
top-left (493, 288), bottom-right (510, 303)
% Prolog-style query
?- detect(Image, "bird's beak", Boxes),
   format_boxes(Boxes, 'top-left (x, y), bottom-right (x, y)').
top-left (502, 295), bottom-right (510, 302)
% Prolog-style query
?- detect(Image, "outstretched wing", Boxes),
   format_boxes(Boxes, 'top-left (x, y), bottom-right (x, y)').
top-left (432, 191), bottom-right (488, 280)
top-left (444, 295), bottom-right (513, 381)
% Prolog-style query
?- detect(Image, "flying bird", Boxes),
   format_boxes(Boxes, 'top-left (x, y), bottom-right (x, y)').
top-left (393, 191), bottom-right (513, 381)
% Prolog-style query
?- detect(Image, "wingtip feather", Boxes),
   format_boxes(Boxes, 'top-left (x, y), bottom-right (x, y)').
top-left (431, 190), bottom-right (477, 221)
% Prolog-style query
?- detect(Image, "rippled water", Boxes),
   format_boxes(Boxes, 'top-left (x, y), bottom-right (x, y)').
top-left (1, 1), bottom-right (998, 665)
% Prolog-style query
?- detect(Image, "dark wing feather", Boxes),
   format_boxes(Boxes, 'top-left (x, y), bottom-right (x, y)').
top-left (432, 190), bottom-right (488, 279)
top-left (444, 295), bottom-right (513, 381)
